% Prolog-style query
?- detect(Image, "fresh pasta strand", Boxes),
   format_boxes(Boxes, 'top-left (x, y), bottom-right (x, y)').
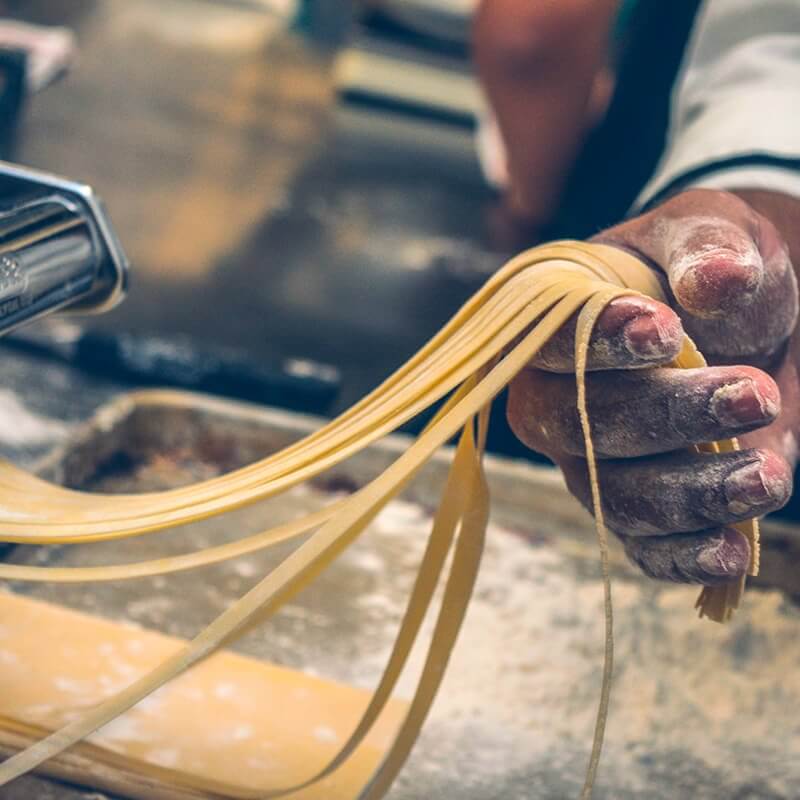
top-left (0, 241), bottom-right (759, 799)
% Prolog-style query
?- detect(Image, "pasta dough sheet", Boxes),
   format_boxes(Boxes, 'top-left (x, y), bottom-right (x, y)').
top-left (0, 590), bottom-right (407, 799)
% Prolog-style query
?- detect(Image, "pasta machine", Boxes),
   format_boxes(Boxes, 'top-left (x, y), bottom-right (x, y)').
top-left (0, 160), bottom-right (128, 336)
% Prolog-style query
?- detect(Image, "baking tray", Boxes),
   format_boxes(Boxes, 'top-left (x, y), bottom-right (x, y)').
top-left (3, 389), bottom-right (800, 799)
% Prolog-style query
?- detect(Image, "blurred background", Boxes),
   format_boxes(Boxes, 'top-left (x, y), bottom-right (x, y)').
top-left (0, 0), bottom-right (711, 465)
top-left (0, 0), bottom-right (525, 443)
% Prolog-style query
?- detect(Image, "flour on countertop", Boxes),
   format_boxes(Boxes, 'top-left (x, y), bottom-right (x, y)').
top-left (0, 389), bottom-right (69, 446)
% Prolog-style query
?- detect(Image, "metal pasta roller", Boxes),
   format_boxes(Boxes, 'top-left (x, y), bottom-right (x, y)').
top-left (0, 160), bottom-right (129, 335)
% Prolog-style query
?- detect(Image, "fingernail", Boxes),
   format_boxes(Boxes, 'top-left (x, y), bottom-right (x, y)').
top-left (724, 461), bottom-right (772, 514)
top-left (671, 241), bottom-right (762, 317)
top-left (709, 379), bottom-right (776, 427)
top-left (622, 313), bottom-right (679, 360)
top-left (696, 530), bottom-right (750, 577)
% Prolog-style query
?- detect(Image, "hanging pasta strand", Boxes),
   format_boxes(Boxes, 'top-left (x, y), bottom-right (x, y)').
top-left (0, 241), bottom-right (759, 799)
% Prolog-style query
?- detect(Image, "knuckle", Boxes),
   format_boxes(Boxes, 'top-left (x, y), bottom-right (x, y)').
top-left (506, 372), bottom-right (557, 454)
top-left (662, 188), bottom-right (758, 229)
top-left (622, 535), bottom-right (683, 582)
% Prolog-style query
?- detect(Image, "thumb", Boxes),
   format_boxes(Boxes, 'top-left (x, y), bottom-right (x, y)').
top-left (658, 213), bottom-right (764, 319)
top-left (595, 189), bottom-right (798, 361)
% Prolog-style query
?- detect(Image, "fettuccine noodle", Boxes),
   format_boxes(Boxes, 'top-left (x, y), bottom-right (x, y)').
top-left (0, 241), bottom-right (759, 798)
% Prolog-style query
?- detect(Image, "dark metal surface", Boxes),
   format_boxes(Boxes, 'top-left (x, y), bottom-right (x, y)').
top-left (3, 324), bottom-right (340, 415)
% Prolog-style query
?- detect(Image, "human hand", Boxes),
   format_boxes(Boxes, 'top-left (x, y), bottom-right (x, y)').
top-left (507, 189), bottom-right (800, 584)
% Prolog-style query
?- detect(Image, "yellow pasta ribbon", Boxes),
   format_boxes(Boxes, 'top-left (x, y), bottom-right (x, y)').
top-left (0, 241), bottom-right (759, 798)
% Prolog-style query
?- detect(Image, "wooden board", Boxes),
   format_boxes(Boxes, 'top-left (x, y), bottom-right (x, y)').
top-left (0, 591), bottom-right (407, 799)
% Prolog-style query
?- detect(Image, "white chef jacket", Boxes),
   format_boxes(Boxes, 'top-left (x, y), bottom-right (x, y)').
top-left (635, 0), bottom-right (800, 210)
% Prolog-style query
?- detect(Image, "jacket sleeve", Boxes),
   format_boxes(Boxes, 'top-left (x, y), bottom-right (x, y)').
top-left (634, 0), bottom-right (800, 210)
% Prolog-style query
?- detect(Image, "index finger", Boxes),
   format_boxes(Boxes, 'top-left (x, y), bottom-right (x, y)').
top-left (531, 293), bottom-right (684, 372)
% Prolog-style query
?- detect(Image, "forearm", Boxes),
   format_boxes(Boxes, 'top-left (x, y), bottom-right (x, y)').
top-left (473, 0), bottom-right (618, 225)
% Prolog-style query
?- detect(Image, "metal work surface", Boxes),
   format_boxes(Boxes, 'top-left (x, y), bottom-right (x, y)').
top-left (2, 391), bottom-right (800, 799)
